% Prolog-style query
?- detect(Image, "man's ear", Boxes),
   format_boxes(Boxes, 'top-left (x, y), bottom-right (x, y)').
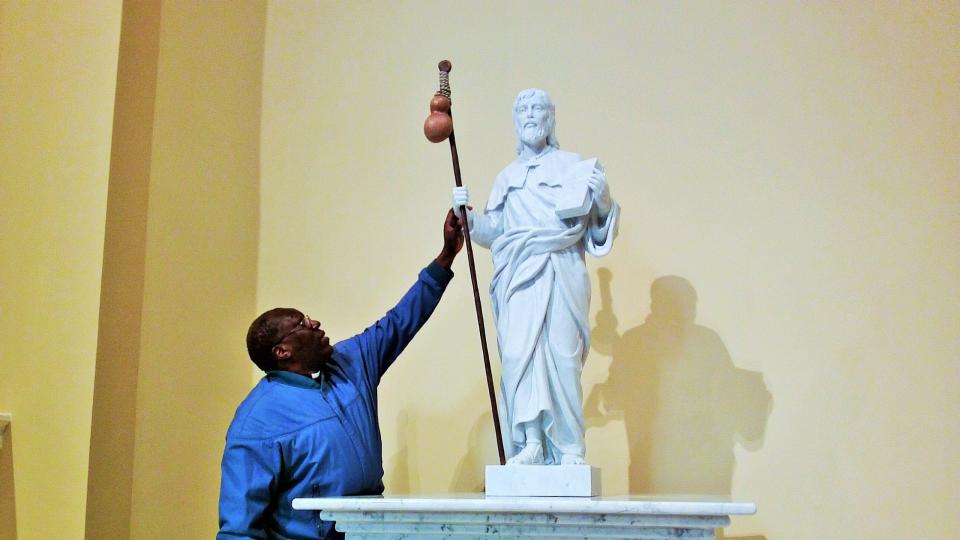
top-left (273, 343), bottom-right (292, 364)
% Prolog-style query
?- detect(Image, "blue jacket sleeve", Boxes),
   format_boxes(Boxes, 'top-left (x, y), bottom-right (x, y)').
top-left (353, 260), bottom-right (453, 384)
top-left (217, 438), bottom-right (281, 539)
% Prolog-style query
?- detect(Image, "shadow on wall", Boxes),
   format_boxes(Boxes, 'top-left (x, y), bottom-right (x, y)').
top-left (386, 410), bottom-right (419, 494)
top-left (1, 425), bottom-right (17, 540)
top-left (587, 268), bottom-right (773, 496)
top-left (449, 409), bottom-right (499, 493)
top-left (385, 391), bottom-right (500, 494)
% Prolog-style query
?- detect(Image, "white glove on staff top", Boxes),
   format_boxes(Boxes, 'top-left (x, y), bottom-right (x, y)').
top-left (451, 186), bottom-right (473, 227)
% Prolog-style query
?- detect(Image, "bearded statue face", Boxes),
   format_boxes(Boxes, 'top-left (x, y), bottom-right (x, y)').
top-left (512, 89), bottom-right (557, 153)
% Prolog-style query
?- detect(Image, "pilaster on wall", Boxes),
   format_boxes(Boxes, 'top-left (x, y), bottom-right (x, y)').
top-left (85, 1), bottom-right (267, 538)
top-left (85, 1), bottom-right (161, 538)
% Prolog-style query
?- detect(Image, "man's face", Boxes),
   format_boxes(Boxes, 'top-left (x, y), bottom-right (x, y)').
top-left (274, 311), bottom-right (333, 373)
top-left (514, 95), bottom-right (551, 148)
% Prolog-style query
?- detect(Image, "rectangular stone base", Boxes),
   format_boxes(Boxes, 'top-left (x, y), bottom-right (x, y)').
top-left (485, 464), bottom-right (601, 497)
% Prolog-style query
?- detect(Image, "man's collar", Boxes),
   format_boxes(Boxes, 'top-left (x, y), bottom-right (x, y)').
top-left (266, 369), bottom-right (324, 389)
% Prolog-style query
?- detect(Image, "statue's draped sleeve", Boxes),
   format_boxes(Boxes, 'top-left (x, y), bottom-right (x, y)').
top-left (585, 201), bottom-right (619, 256)
top-left (469, 169), bottom-right (510, 248)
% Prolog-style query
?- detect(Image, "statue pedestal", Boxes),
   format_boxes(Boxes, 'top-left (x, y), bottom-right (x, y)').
top-left (485, 464), bottom-right (600, 496)
top-left (291, 495), bottom-right (756, 539)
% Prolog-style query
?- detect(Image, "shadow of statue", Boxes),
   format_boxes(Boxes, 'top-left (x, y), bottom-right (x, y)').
top-left (385, 410), bottom-right (418, 494)
top-left (449, 410), bottom-right (498, 493)
top-left (587, 268), bottom-right (772, 496)
top-left (0, 424), bottom-right (17, 540)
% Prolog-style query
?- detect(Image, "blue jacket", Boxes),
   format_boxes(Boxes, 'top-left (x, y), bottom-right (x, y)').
top-left (218, 262), bottom-right (453, 539)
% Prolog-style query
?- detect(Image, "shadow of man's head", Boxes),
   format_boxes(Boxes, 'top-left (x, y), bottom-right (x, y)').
top-left (650, 275), bottom-right (697, 327)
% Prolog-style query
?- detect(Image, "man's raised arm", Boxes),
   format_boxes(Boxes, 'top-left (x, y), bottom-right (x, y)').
top-left (343, 210), bottom-right (463, 382)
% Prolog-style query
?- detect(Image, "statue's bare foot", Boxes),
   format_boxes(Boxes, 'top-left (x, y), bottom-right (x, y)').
top-left (560, 453), bottom-right (585, 465)
top-left (506, 442), bottom-right (544, 465)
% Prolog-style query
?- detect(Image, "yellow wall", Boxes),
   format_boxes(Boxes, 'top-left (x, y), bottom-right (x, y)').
top-left (0, 1), bottom-right (122, 538)
top-left (260, 1), bottom-right (959, 539)
top-left (2, 1), bottom-right (957, 539)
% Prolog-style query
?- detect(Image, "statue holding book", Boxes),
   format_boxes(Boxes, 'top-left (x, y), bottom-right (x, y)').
top-left (453, 88), bottom-right (619, 465)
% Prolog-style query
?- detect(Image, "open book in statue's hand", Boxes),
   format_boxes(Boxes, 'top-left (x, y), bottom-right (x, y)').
top-left (555, 158), bottom-right (600, 219)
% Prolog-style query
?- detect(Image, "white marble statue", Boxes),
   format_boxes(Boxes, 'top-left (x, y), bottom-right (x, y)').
top-left (453, 88), bottom-right (619, 465)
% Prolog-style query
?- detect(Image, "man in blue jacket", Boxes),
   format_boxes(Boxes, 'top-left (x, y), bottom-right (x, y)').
top-left (218, 210), bottom-right (464, 539)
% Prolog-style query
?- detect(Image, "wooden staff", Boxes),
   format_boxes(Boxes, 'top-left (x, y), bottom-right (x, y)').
top-left (423, 59), bottom-right (505, 465)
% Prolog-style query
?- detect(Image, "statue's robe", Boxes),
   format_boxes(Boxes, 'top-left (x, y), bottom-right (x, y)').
top-left (471, 149), bottom-right (619, 463)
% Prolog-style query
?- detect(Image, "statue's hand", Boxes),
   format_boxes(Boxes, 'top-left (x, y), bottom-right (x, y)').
top-left (451, 186), bottom-right (474, 228)
top-left (588, 169), bottom-right (612, 217)
top-left (452, 186), bottom-right (469, 216)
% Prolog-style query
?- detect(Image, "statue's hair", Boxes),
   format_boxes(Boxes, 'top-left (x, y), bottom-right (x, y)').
top-left (513, 88), bottom-right (560, 155)
top-left (246, 307), bottom-right (300, 372)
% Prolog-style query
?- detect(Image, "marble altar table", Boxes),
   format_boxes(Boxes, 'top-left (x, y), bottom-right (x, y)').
top-left (292, 494), bottom-right (756, 539)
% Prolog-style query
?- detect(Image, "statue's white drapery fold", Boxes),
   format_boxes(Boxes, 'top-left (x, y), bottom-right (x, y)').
top-left (471, 149), bottom-right (619, 464)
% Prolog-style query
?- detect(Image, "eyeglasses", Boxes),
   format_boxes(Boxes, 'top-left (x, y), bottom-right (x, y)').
top-left (273, 316), bottom-right (311, 348)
